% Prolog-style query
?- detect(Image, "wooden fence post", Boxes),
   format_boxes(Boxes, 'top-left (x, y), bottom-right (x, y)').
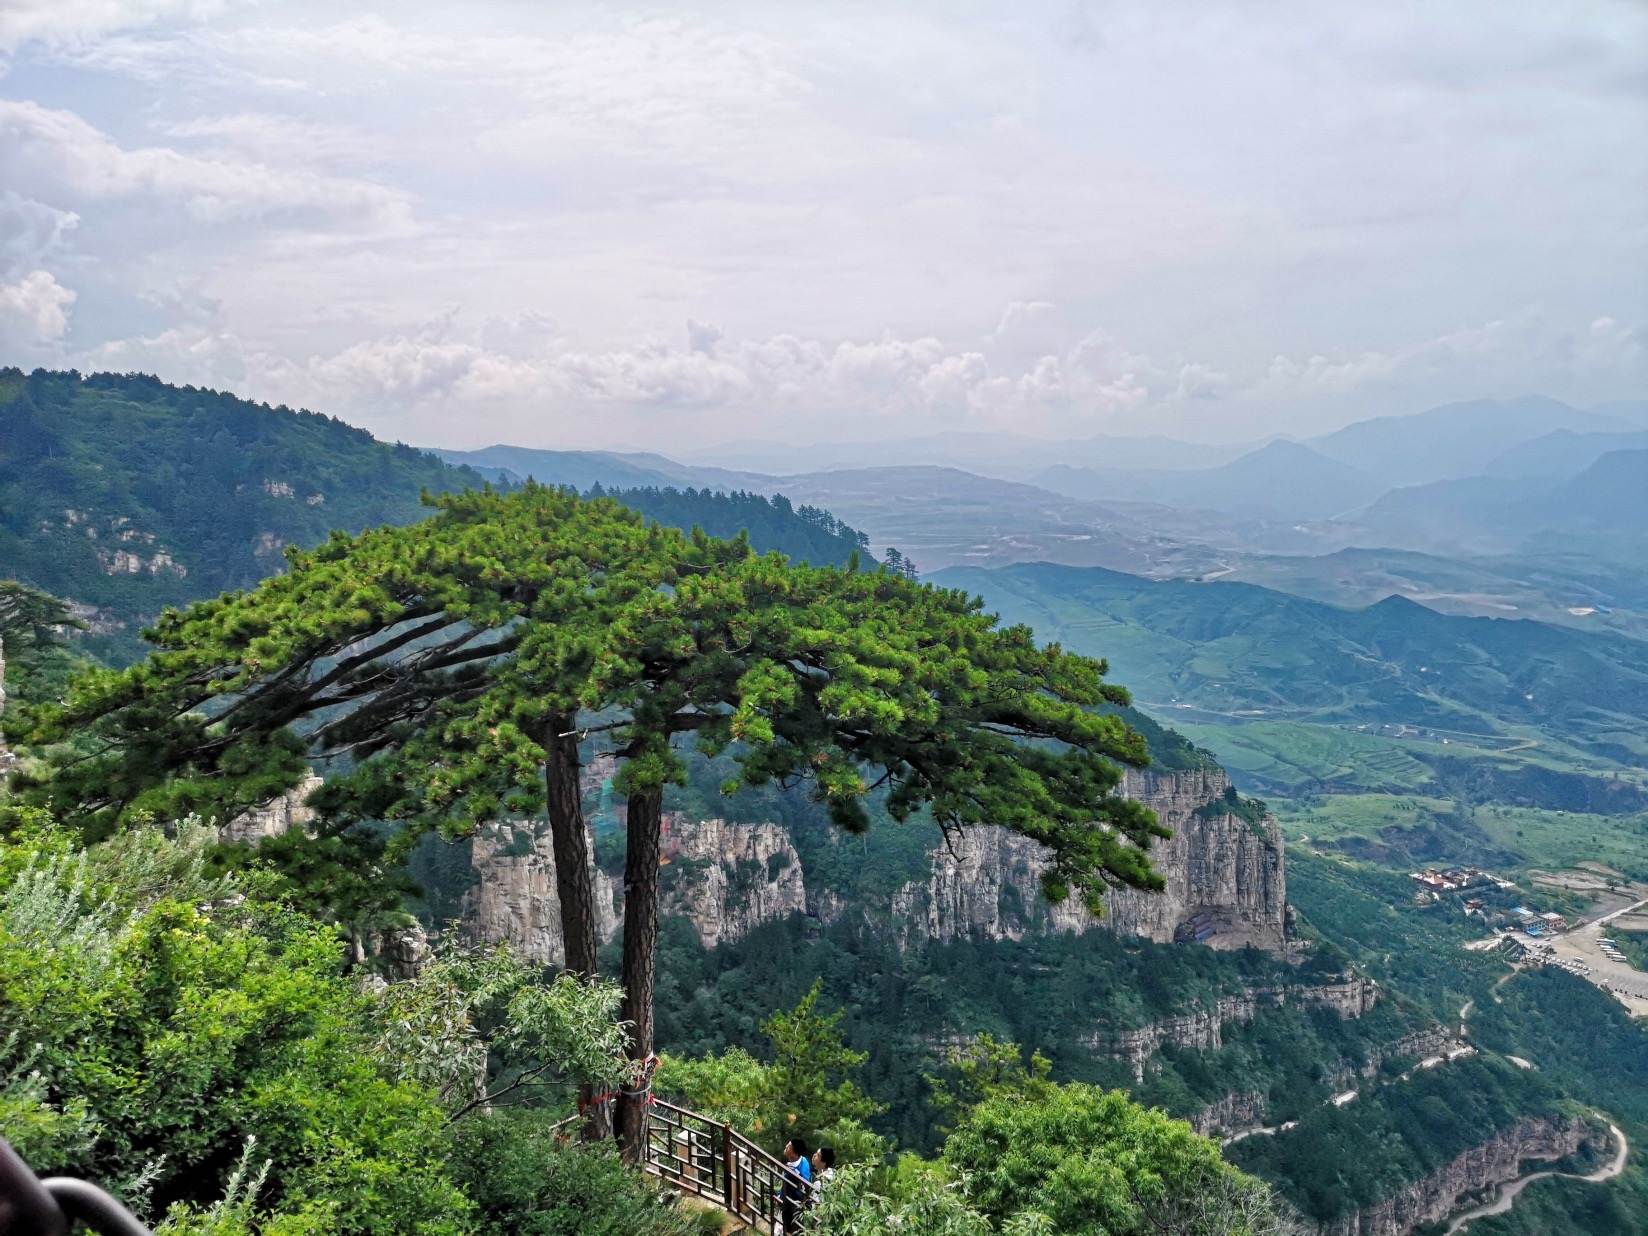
top-left (720, 1123), bottom-right (735, 1212)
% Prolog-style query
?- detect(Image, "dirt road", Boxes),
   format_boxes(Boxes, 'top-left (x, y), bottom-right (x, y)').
top-left (1443, 1119), bottom-right (1628, 1235)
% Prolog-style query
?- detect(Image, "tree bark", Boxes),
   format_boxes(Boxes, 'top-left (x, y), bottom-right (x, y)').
top-left (616, 785), bottom-right (664, 1162)
top-left (543, 715), bottom-right (600, 978)
top-left (542, 714), bottom-right (609, 1140)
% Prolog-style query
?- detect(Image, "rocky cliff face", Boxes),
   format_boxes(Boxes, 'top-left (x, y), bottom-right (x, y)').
top-left (1085, 977), bottom-right (1380, 1081)
top-left (220, 772), bottom-right (324, 843)
top-left (458, 764), bottom-right (1291, 964)
top-left (461, 812), bottom-right (806, 962)
top-left (462, 821), bottom-right (621, 966)
top-left (894, 767), bottom-right (1287, 951)
top-left (1192, 1090), bottom-right (1269, 1136)
top-left (660, 815), bottom-right (807, 949)
top-left (1310, 1115), bottom-right (1599, 1236)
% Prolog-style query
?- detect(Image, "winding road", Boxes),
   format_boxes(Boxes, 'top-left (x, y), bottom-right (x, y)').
top-left (1442, 1119), bottom-right (1629, 1236)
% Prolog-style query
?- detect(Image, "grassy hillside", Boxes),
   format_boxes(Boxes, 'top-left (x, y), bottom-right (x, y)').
top-left (932, 561), bottom-right (1648, 778)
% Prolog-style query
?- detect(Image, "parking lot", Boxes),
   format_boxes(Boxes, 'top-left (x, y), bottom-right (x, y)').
top-left (1536, 899), bottom-right (1648, 1016)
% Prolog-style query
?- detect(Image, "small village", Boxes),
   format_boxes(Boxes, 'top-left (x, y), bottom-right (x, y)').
top-left (1409, 864), bottom-right (1648, 1017)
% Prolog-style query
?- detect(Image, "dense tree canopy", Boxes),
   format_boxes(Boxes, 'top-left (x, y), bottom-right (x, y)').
top-left (946, 1082), bottom-right (1291, 1235)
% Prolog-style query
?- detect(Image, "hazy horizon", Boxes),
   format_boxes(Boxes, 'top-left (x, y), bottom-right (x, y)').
top-left (2, 2), bottom-right (1644, 453)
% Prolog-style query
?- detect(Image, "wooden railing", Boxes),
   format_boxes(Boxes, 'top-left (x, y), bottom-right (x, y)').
top-left (554, 1099), bottom-right (810, 1231)
top-left (641, 1098), bottom-right (811, 1230)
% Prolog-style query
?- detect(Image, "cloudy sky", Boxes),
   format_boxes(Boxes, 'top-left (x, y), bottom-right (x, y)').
top-left (1, 1), bottom-right (1643, 451)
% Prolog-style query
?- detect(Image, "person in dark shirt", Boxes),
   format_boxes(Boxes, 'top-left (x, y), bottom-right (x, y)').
top-left (780, 1137), bottom-right (811, 1233)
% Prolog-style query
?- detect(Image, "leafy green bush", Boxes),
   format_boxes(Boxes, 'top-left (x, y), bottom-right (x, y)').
top-left (0, 819), bottom-right (469, 1231)
top-left (945, 1082), bottom-right (1289, 1235)
top-left (448, 1109), bottom-right (716, 1236)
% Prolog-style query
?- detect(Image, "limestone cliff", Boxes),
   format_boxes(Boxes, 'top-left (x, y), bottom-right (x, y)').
top-left (892, 767), bottom-right (1287, 952)
top-left (1085, 977), bottom-right (1380, 1081)
top-left (1192, 1090), bottom-right (1269, 1136)
top-left (457, 765), bottom-right (1291, 964)
top-left (1309, 1115), bottom-right (1599, 1236)
top-left (461, 821), bottom-right (621, 966)
top-left (660, 814), bottom-right (807, 949)
top-left (220, 772), bottom-right (324, 843)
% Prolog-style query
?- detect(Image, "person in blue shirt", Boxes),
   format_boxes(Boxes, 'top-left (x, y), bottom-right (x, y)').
top-left (780, 1136), bottom-right (812, 1233)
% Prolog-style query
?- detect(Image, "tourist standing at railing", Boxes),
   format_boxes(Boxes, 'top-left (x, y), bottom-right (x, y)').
top-left (780, 1137), bottom-right (812, 1234)
top-left (810, 1146), bottom-right (836, 1197)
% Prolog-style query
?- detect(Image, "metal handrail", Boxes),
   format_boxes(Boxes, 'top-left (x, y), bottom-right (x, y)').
top-left (0, 1141), bottom-right (154, 1236)
top-left (4, 1099), bottom-right (806, 1236)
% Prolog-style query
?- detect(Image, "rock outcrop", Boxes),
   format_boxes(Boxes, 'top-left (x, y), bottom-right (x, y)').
top-left (379, 921), bottom-right (432, 980)
top-left (1311, 1115), bottom-right (1599, 1236)
top-left (895, 767), bottom-right (1287, 952)
top-left (462, 812), bottom-right (808, 960)
top-left (1192, 1090), bottom-right (1269, 1136)
top-left (1085, 977), bottom-right (1380, 1080)
top-left (462, 821), bottom-right (621, 966)
top-left (221, 772), bottom-right (324, 843)
top-left (660, 815), bottom-right (807, 949)
top-left (457, 764), bottom-right (1292, 965)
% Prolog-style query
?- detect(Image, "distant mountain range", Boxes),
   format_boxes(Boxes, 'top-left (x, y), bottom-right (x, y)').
top-left (1484, 429), bottom-right (1648, 478)
top-left (1349, 448), bottom-right (1648, 555)
top-left (1033, 439), bottom-right (1386, 521)
top-left (667, 428), bottom-right (1255, 477)
top-left (931, 560), bottom-right (1648, 769)
top-left (432, 398), bottom-right (1648, 621)
top-left (1300, 396), bottom-right (1627, 487)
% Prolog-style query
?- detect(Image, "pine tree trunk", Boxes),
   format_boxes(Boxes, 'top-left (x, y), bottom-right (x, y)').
top-left (543, 715), bottom-right (600, 978)
top-left (542, 715), bottom-right (609, 1140)
top-left (616, 785), bottom-right (663, 1163)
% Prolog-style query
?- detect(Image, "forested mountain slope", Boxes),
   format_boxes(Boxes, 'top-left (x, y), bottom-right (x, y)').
top-left (0, 371), bottom-right (872, 659)
top-left (931, 561), bottom-right (1648, 768)
top-left (0, 369), bottom-right (485, 650)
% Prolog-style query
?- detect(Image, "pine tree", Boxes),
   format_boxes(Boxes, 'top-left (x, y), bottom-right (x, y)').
top-left (25, 487), bottom-right (1164, 1160)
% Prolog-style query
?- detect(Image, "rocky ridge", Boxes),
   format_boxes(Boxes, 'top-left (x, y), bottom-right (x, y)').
top-left (459, 763), bottom-right (1291, 965)
top-left (899, 767), bottom-right (1287, 950)
top-left (220, 772), bottom-right (324, 844)
top-left (461, 764), bottom-right (1290, 964)
top-left (659, 815), bottom-right (807, 949)
top-left (1309, 1115), bottom-right (1600, 1236)
top-left (461, 820), bottom-right (621, 964)
top-left (1085, 977), bottom-right (1381, 1081)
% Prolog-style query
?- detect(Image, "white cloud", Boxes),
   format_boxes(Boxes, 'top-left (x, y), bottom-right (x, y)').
top-left (0, 99), bottom-right (412, 231)
top-left (0, 269), bottom-right (74, 345)
top-left (0, 0), bottom-right (243, 53)
top-left (2, 2), bottom-right (1642, 448)
top-left (0, 190), bottom-right (78, 278)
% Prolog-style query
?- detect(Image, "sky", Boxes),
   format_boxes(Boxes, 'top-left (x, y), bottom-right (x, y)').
top-left (0, 1), bottom-right (1644, 452)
